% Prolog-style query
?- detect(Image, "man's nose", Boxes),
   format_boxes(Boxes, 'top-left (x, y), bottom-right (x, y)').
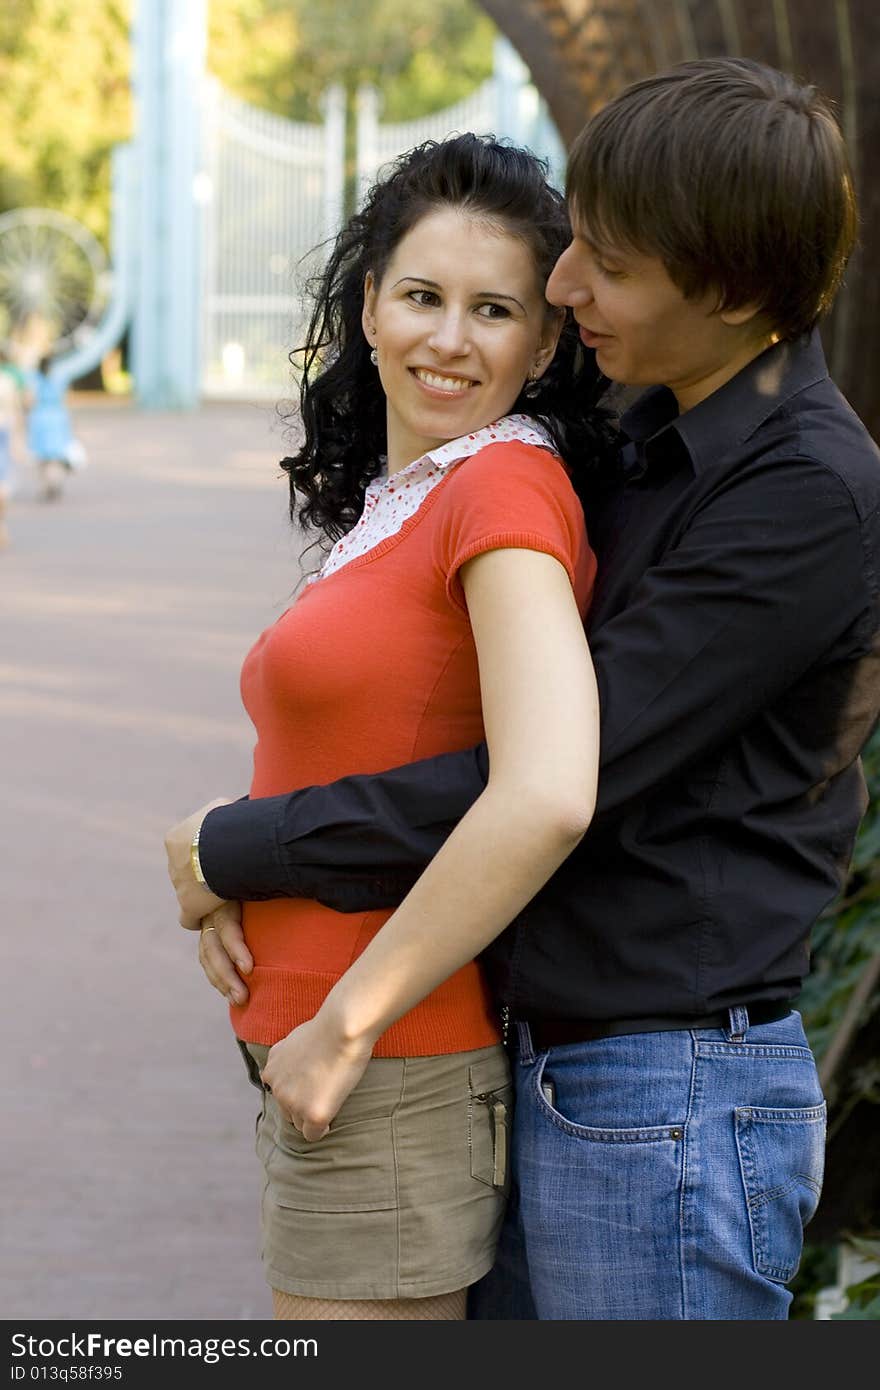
top-left (546, 245), bottom-right (592, 309)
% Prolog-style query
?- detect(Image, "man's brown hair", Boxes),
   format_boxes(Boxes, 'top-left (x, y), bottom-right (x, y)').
top-left (566, 57), bottom-right (857, 340)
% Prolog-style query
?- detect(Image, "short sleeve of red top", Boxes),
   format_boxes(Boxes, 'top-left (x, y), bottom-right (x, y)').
top-left (233, 440), bottom-right (597, 1056)
top-left (436, 440), bottom-right (595, 613)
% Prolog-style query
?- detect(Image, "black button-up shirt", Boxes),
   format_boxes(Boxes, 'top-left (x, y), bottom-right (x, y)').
top-left (200, 331), bottom-right (880, 1020)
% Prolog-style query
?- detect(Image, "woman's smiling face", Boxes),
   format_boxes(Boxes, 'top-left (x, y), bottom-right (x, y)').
top-left (362, 207), bottom-right (561, 473)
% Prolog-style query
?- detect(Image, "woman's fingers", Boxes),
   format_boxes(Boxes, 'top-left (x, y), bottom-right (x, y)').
top-left (198, 910), bottom-right (250, 1004)
top-left (211, 904), bottom-right (253, 977)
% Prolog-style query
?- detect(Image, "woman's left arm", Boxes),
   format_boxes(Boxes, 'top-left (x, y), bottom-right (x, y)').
top-left (262, 545), bottom-right (599, 1138)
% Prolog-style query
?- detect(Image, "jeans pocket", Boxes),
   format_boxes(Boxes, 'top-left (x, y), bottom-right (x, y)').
top-left (735, 1102), bottom-right (827, 1283)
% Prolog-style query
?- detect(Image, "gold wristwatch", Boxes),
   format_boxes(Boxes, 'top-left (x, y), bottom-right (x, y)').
top-left (190, 823), bottom-right (209, 887)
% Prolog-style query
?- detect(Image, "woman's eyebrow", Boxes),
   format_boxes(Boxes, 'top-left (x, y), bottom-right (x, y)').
top-left (390, 275), bottom-right (442, 289)
top-left (391, 276), bottom-right (527, 311)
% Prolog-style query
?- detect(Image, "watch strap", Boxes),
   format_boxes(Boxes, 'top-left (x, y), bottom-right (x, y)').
top-left (190, 823), bottom-right (209, 887)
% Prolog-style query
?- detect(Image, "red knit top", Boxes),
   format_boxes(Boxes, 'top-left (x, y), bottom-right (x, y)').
top-left (232, 438), bottom-right (596, 1056)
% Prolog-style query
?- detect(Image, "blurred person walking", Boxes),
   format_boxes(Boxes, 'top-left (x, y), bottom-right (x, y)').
top-left (26, 355), bottom-right (82, 502)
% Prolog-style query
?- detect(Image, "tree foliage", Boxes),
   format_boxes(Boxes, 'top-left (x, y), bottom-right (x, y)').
top-left (0, 0), bottom-right (132, 245)
top-left (207, 0), bottom-right (495, 121)
top-left (800, 727), bottom-right (880, 1093)
top-left (791, 727), bottom-right (880, 1318)
top-left (0, 0), bottom-right (494, 241)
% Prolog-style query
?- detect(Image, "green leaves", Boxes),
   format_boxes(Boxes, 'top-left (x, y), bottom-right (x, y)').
top-left (208, 0), bottom-right (495, 121)
top-left (0, 1), bottom-right (497, 244)
top-left (0, 0), bottom-right (131, 243)
top-left (800, 726), bottom-right (880, 1082)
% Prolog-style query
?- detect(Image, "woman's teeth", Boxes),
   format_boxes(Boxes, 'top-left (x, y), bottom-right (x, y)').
top-left (413, 369), bottom-right (475, 392)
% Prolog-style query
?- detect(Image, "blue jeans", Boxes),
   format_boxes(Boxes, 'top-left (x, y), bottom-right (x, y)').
top-left (468, 1008), bottom-right (826, 1319)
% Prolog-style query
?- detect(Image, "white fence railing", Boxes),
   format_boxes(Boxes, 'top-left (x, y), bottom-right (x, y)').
top-left (356, 80), bottom-right (498, 206)
top-left (199, 78), bottom-right (345, 399)
top-left (356, 40), bottom-right (566, 205)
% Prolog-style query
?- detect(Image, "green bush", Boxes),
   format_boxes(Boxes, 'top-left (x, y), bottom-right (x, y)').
top-left (791, 726), bottom-right (880, 1318)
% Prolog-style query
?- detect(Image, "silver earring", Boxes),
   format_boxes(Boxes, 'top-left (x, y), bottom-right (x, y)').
top-left (525, 369), bottom-right (541, 398)
top-left (370, 348), bottom-right (378, 366)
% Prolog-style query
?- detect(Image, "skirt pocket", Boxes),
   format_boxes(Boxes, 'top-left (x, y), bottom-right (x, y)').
top-left (468, 1055), bottom-right (513, 1193)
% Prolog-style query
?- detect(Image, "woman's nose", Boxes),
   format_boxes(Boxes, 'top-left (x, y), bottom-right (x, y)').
top-left (427, 311), bottom-right (469, 357)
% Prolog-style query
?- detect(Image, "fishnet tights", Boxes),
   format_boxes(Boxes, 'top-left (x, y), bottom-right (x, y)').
top-left (272, 1287), bottom-right (467, 1321)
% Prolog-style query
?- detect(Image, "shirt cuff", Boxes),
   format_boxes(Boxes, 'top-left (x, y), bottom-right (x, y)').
top-left (197, 797), bottom-right (289, 901)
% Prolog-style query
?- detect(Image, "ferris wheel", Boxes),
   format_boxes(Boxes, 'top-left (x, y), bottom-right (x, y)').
top-left (0, 207), bottom-right (112, 362)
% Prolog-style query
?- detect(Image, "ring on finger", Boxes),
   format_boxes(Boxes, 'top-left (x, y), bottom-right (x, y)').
top-left (200, 924), bottom-right (217, 937)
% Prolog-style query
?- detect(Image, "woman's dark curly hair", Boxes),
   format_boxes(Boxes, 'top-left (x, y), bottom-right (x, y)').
top-left (280, 133), bottom-right (617, 551)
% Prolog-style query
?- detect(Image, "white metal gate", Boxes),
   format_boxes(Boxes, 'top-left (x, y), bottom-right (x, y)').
top-left (356, 39), bottom-right (566, 205)
top-left (199, 78), bottom-right (345, 400)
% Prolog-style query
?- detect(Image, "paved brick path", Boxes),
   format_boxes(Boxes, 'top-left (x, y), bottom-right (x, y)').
top-left (1, 397), bottom-right (309, 1320)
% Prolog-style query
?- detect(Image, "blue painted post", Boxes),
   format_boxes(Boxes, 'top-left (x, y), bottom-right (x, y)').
top-left (130, 0), bottom-right (207, 408)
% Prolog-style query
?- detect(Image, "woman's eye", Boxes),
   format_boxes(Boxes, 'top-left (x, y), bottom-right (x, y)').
top-left (408, 289), bottom-right (439, 307)
top-left (476, 302), bottom-right (510, 319)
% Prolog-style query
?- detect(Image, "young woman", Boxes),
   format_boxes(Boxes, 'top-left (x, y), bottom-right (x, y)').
top-left (165, 134), bottom-right (616, 1320)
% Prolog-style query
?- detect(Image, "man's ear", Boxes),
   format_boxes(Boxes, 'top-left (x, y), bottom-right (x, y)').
top-left (362, 270), bottom-right (377, 345)
top-left (719, 300), bottom-right (764, 328)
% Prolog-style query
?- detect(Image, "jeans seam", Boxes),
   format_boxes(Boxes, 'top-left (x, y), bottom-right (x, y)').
top-left (678, 1032), bottom-right (700, 1321)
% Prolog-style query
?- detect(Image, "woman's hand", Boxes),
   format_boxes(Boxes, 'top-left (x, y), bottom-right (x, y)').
top-left (164, 798), bottom-right (232, 928)
top-left (198, 901), bottom-right (252, 1005)
top-left (261, 1005), bottom-right (375, 1143)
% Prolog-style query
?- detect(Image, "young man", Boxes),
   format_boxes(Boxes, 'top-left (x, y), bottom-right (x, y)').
top-left (166, 58), bottom-right (880, 1318)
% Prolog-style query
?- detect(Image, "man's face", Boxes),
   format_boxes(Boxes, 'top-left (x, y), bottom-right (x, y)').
top-left (546, 215), bottom-right (770, 412)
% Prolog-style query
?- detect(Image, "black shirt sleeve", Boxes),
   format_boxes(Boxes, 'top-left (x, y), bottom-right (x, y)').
top-left (198, 744), bottom-right (490, 908)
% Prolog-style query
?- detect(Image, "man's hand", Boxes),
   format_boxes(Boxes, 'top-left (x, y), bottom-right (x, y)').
top-left (164, 797), bottom-right (232, 928)
top-left (261, 1007), bottom-right (375, 1143)
top-left (198, 900), bottom-right (252, 1005)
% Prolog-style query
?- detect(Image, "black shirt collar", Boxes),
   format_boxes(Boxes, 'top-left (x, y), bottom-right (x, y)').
top-left (619, 330), bottom-right (830, 475)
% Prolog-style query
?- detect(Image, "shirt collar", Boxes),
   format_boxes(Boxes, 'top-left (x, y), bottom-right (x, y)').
top-left (619, 329), bottom-right (830, 475)
top-left (377, 414), bottom-right (555, 486)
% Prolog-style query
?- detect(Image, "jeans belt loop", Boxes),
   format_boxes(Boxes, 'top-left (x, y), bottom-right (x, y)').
top-left (727, 1005), bottom-right (750, 1042)
top-left (516, 1020), bottom-right (536, 1066)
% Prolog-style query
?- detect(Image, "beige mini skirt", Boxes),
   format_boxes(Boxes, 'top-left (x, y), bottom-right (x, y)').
top-left (242, 1040), bottom-right (512, 1301)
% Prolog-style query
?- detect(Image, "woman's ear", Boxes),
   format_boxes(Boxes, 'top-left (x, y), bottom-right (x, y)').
top-left (362, 270), bottom-right (377, 346)
top-left (533, 306), bottom-right (565, 379)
